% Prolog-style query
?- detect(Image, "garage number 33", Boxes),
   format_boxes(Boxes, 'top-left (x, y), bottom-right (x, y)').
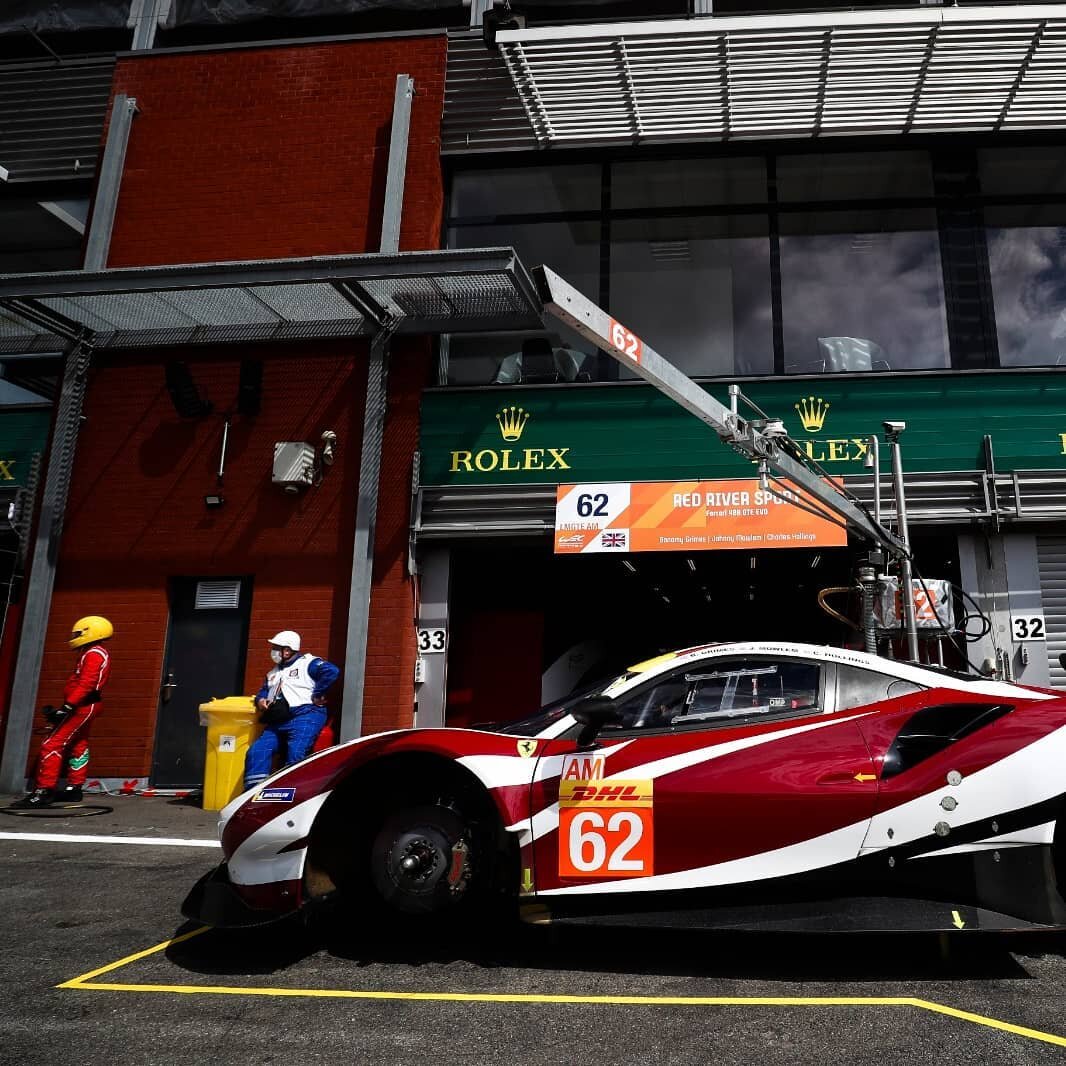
top-left (558, 754), bottom-right (654, 880)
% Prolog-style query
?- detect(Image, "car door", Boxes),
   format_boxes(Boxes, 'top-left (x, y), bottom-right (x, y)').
top-left (529, 654), bottom-right (880, 898)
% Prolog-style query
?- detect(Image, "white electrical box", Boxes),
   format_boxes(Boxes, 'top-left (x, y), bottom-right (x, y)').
top-left (273, 442), bottom-right (315, 490)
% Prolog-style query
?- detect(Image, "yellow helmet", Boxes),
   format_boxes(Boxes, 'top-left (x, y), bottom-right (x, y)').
top-left (70, 615), bottom-right (113, 649)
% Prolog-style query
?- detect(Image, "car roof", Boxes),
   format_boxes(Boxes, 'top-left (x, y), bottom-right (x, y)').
top-left (604, 641), bottom-right (1048, 702)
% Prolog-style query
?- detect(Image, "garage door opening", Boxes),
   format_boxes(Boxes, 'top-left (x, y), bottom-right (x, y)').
top-left (443, 533), bottom-right (962, 729)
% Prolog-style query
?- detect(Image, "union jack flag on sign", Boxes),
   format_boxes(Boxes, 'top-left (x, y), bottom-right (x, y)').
top-left (601, 531), bottom-right (628, 549)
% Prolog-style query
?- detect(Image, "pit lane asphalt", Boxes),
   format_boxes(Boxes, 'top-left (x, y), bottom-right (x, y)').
top-left (2, 796), bottom-right (1066, 1066)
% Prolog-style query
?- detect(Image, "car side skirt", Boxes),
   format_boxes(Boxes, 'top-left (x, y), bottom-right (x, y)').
top-left (526, 842), bottom-right (1066, 933)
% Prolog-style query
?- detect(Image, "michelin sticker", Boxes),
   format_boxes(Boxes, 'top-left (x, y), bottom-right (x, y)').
top-left (254, 787), bottom-right (296, 803)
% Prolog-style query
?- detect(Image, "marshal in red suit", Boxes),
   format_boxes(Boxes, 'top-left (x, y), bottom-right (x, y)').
top-left (13, 615), bottom-right (113, 809)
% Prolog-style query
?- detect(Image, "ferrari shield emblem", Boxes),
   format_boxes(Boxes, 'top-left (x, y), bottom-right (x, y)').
top-left (516, 739), bottom-right (538, 758)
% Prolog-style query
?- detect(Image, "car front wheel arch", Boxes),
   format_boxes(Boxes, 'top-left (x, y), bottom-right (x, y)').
top-left (304, 752), bottom-right (517, 918)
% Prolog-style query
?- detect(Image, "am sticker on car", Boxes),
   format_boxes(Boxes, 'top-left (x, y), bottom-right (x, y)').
top-left (253, 787), bottom-right (296, 803)
top-left (558, 777), bottom-right (654, 880)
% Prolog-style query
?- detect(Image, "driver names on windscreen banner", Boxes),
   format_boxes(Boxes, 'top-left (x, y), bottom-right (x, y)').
top-left (558, 754), bottom-right (655, 880)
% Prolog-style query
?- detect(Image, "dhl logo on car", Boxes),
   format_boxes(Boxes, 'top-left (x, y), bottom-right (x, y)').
top-left (559, 780), bottom-right (654, 808)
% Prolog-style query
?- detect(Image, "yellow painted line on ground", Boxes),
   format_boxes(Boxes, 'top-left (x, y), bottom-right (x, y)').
top-left (57, 927), bottom-right (209, 988)
top-left (58, 927), bottom-right (1066, 1048)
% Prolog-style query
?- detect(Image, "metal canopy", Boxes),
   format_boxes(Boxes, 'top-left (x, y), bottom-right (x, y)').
top-left (496, 4), bottom-right (1066, 146)
top-left (0, 248), bottom-right (543, 353)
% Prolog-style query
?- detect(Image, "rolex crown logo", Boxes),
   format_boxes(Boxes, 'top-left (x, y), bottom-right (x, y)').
top-left (795, 396), bottom-right (829, 433)
top-left (496, 406), bottom-right (530, 442)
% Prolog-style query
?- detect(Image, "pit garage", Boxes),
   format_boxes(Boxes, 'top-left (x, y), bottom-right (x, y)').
top-left (420, 522), bottom-right (965, 730)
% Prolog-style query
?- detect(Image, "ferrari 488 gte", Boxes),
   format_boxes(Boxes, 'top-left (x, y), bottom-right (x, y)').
top-left (184, 641), bottom-right (1066, 934)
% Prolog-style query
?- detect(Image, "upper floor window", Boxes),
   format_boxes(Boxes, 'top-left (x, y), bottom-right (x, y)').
top-left (444, 143), bottom-right (1066, 386)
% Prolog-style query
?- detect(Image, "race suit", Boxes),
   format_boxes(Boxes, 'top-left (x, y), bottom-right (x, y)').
top-left (244, 652), bottom-right (340, 789)
top-left (36, 642), bottom-right (112, 789)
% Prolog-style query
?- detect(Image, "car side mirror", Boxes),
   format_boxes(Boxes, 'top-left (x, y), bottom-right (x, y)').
top-left (1058, 652), bottom-right (1066, 673)
top-left (572, 695), bottom-right (621, 747)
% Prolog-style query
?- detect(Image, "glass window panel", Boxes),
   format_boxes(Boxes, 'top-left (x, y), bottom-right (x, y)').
top-left (612, 157), bottom-right (767, 210)
top-left (777, 151), bottom-right (934, 203)
top-left (515, 0), bottom-right (689, 21)
top-left (450, 166), bottom-right (601, 219)
top-left (986, 205), bottom-right (1066, 367)
top-left (979, 147), bottom-right (1066, 198)
top-left (446, 222), bottom-right (601, 385)
top-left (780, 209), bottom-right (949, 374)
top-left (610, 215), bottom-right (773, 378)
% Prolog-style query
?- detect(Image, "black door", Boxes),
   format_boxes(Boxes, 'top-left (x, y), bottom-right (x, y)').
top-left (151, 577), bottom-right (253, 788)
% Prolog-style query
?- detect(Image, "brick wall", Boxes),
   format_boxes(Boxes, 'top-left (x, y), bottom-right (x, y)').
top-left (34, 36), bottom-right (445, 778)
top-left (104, 36), bottom-right (446, 264)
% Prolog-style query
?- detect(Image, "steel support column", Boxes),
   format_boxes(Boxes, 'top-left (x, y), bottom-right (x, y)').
top-left (339, 74), bottom-right (413, 743)
top-left (0, 340), bottom-right (91, 792)
top-left (0, 94), bottom-right (135, 793)
top-left (84, 95), bottom-right (137, 272)
top-left (379, 76), bottom-right (414, 258)
top-left (129, 0), bottom-right (169, 51)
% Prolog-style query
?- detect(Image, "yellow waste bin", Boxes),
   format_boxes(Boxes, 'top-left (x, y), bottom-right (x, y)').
top-left (199, 696), bottom-right (262, 811)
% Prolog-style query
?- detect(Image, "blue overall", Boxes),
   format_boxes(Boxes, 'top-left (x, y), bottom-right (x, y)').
top-left (244, 653), bottom-right (340, 789)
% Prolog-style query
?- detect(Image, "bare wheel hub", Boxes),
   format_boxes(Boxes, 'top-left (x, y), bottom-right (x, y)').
top-left (396, 838), bottom-right (439, 883)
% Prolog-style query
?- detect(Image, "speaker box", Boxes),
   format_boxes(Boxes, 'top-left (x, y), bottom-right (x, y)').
top-left (164, 362), bottom-right (213, 419)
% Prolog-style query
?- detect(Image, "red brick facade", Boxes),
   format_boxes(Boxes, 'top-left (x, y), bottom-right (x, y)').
top-left (34, 36), bottom-right (446, 778)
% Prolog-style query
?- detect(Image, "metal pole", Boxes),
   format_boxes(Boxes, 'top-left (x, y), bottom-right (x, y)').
top-left (338, 74), bottom-right (413, 743)
top-left (0, 91), bottom-right (136, 793)
top-left (380, 75), bottom-right (414, 257)
top-left (84, 94), bottom-right (137, 271)
top-left (889, 432), bottom-right (919, 662)
top-left (867, 435), bottom-right (881, 527)
top-left (339, 327), bottom-right (393, 743)
top-left (0, 339), bottom-right (91, 792)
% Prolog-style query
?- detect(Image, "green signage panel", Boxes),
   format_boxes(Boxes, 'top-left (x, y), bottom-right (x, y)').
top-left (0, 409), bottom-right (51, 488)
top-left (420, 372), bottom-right (1066, 486)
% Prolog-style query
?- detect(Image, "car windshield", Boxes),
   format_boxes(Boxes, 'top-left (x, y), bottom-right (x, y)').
top-left (489, 677), bottom-right (624, 737)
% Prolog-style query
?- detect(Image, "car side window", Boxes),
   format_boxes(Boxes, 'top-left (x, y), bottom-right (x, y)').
top-left (604, 658), bottom-right (822, 733)
top-left (601, 675), bottom-right (690, 733)
top-left (835, 664), bottom-right (923, 712)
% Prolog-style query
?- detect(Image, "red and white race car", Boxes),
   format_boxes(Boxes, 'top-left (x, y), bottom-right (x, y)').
top-left (183, 642), bottom-right (1066, 933)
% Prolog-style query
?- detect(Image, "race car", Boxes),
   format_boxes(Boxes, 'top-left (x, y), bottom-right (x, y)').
top-left (183, 641), bottom-right (1066, 934)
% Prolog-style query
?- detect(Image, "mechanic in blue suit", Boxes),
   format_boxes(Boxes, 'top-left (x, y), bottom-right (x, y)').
top-left (244, 630), bottom-right (340, 790)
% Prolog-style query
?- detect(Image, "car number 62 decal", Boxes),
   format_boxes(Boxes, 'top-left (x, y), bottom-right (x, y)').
top-left (558, 764), bottom-right (654, 880)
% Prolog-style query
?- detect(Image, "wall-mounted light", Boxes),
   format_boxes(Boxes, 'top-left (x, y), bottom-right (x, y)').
top-left (320, 429), bottom-right (338, 466)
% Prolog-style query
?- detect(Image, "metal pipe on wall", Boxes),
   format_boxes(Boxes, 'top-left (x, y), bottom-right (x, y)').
top-left (888, 429), bottom-right (920, 662)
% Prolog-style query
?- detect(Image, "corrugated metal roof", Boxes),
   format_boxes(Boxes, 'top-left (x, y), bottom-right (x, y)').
top-left (0, 56), bottom-right (115, 183)
top-left (0, 248), bottom-right (544, 352)
top-left (442, 32), bottom-right (540, 154)
top-left (494, 4), bottom-right (1066, 147)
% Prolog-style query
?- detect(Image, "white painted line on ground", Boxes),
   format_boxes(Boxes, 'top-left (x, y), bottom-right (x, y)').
top-left (0, 831), bottom-right (221, 848)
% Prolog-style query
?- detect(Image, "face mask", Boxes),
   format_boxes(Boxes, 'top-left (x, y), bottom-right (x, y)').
top-left (270, 649), bottom-right (283, 665)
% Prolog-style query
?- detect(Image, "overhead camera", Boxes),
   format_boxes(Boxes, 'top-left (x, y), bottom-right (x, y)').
top-left (882, 420), bottom-right (906, 440)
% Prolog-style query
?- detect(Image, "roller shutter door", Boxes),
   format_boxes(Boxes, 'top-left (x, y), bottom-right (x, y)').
top-left (1037, 536), bottom-right (1066, 687)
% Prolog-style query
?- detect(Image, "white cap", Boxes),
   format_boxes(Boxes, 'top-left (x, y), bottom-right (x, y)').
top-left (268, 630), bottom-right (301, 651)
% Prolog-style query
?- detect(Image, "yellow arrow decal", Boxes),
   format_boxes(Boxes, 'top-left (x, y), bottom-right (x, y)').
top-left (521, 868), bottom-right (534, 893)
top-left (854, 773), bottom-right (877, 783)
top-left (952, 910), bottom-right (966, 929)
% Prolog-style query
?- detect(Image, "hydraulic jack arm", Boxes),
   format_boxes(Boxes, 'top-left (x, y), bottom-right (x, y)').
top-left (534, 265), bottom-right (908, 561)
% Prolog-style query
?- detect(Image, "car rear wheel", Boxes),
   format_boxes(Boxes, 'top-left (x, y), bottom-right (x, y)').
top-left (370, 804), bottom-right (475, 916)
